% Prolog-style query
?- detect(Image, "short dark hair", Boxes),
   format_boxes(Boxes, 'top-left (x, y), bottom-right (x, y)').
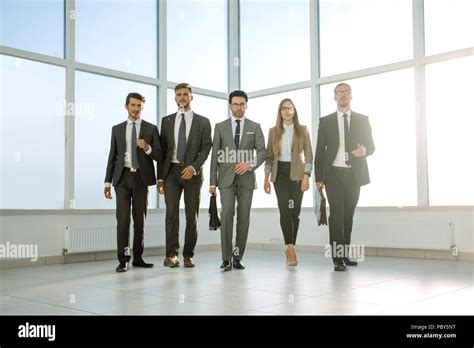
top-left (125, 92), bottom-right (145, 105)
top-left (229, 90), bottom-right (248, 104)
top-left (175, 83), bottom-right (192, 94)
top-left (334, 83), bottom-right (351, 95)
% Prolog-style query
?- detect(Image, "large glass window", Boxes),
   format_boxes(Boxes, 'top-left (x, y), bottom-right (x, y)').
top-left (2, 1), bottom-right (473, 212)
top-left (0, 0), bottom-right (64, 58)
top-left (167, 0), bottom-right (227, 92)
top-left (76, 0), bottom-right (157, 77)
top-left (166, 89), bottom-right (228, 209)
top-left (319, 0), bottom-right (412, 77)
top-left (0, 56), bottom-right (65, 208)
top-left (75, 72), bottom-right (158, 209)
top-left (425, 56), bottom-right (474, 205)
top-left (320, 69), bottom-right (417, 207)
top-left (248, 89), bottom-right (312, 208)
top-left (240, 0), bottom-right (310, 92)
top-left (424, 0), bottom-right (474, 56)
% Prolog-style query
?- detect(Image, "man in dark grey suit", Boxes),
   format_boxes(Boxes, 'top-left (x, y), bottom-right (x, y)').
top-left (157, 83), bottom-right (212, 268)
top-left (315, 83), bottom-right (375, 271)
top-left (104, 92), bottom-right (162, 273)
top-left (210, 90), bottom-right (266, 270)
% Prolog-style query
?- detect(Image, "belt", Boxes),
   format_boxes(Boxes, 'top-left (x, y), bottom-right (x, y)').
top-left (171, 162), bottom-right (186, 168)
top-left (332, 166), bottom-right (351, 173)
top-left (123, 167), bottom-right (139, 172)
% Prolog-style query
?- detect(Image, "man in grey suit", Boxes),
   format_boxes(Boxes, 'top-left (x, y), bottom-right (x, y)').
top-left (209, 90), bottom-right (266, 270)
top-left (157, 83), bottom-right (212, 268)
top-left (315, 83), bottom-right (375, 271)
top-left (104, 92), bottom-right (162, 273)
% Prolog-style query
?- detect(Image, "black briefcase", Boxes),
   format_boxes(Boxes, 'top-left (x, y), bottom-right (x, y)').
top-left (313, 187), bottom-right (328, 226)
top-left (209, 195), bottom-right (221, 230)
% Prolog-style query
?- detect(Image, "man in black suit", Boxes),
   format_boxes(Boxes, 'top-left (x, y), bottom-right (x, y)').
top-left (315, 83), bottom-right (375, 271)
top-left (157, 83), bottom-right (212, 268)
top-left (104, 92), bottom-right (162, 273)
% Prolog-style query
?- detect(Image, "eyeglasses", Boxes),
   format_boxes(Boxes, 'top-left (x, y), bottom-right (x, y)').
top-left (231, 103), bottom-right (246, 108)
top-left (335, 90), bottom-right (351, 96)
top-left (281, 106), bottom-right (295, 112)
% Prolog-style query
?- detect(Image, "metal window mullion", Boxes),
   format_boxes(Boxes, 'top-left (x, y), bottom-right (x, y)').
top-left (228, 0), bottom-right (240, 117)
top-left (64, 0), bottom-right (76, 210)
top-left (311, 0), bottom-right (321, 156)
top-left (413, 0), bottom-right (429, 206)
top-left (157, 0), bottom-right (168, 210)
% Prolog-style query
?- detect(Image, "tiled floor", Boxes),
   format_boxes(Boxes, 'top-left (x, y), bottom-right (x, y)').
top-left (0, 250), bottom-right (472, 315)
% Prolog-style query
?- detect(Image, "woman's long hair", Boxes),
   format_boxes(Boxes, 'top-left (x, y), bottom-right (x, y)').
top-left (273, 98), bottom-right (305, 156)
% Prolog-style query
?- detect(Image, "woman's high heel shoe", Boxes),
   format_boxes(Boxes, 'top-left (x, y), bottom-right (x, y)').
top-left (287, 246), bottom-right (298, 266)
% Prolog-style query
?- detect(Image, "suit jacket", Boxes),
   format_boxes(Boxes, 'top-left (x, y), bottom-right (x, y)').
top-left (159, 112), bottom-right (212, 183)
top-left (314, 111), bottom-right (375, 186)
top-left (105, 119), bottom-right (162, 187)
top-left (265, 125), bottom-right (313, 182)
top-left (210, 118), bottom-right (266, 190)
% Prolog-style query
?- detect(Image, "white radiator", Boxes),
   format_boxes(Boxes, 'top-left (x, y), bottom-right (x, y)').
top-left (351, 221), bottom-right (454, 250)
top-left (64, 224), bottom-right (164, 254)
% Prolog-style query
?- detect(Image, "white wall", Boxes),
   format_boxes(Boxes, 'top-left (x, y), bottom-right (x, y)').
top-left (248, 207), bottom-right (474, 253)
top-left (0, 207), bottom-right (472, 258)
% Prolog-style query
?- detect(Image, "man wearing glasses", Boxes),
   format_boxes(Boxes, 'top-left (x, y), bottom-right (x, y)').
top-left (209, 90), bottom-right (266, 271)
top-left (314, 83), bottom-right (375, 271)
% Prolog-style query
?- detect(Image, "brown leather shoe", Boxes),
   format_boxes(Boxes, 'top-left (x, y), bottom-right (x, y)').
top-left (163, 255), bottom-right (180, 268)
top-left (183, 257), bottom-right (195, 268)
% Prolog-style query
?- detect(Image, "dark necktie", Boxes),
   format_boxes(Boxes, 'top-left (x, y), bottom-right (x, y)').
top-left (131, 122), bottom-right (139, 169)
top-left (343, 114), bottom-right (350, 165)
top-left (234, 119), bottom-right (241, 149)
top-left (177, 113), bottom-right (186, 163)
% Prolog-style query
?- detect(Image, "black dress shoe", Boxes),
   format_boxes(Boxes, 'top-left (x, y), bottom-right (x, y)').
top-left (132, 259), bottom-right (154, 268)
top-left (232, 260), bottom-right (245, 270)
top-left (343, 258), bottom-right (358, 266)
top-left (220, 260), bottom-right (232, 271)
top-left (333, 259), bottom-right (346, 272)
top-left (116, 262), bottom-right (128, 273)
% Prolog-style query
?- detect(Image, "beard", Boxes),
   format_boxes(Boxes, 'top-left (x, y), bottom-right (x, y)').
top-left (177, 102), bottom-right (189, 109)
top-left (338, 100), bottom-right (349, 108)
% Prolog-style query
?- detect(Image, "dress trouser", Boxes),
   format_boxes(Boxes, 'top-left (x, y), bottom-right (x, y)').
top-left (219, 175), bottom-right (254, 261)
top-left (164, 163), bottom-right (201, 258)
top-left (114, 168), bottom-right (148, 264)
top-left (324, 166), bottom-right (360, 262)
top-left (273, 161), bottom-right (304, 245)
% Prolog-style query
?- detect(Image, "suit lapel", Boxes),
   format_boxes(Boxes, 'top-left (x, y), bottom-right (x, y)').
top-left (119, 121), bottom-right (127, 147)
top-left (225, 118), bottom-right (235, 149)
top-left (169, 114), bottom-right (176, 150)
top-left (348, 112), bottom-right (360, 146)
top-left (349, 112), bottom-right (360, 129)
top-left (186, 112), bottom-right (198, 145)
top-left (139, 120), bottom-right (146, 138)
top-left (239, 119), bottom-right (250, 149)
top-left (329, 113), bottom-right (339, 145)
top-left (291, 126), bottom-right (297, 152)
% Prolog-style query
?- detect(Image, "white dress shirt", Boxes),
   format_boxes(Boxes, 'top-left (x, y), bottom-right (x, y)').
top-left (332, 110), bottom-right (352, 168)
top-left (278, 123), bottom-right (293, 162)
